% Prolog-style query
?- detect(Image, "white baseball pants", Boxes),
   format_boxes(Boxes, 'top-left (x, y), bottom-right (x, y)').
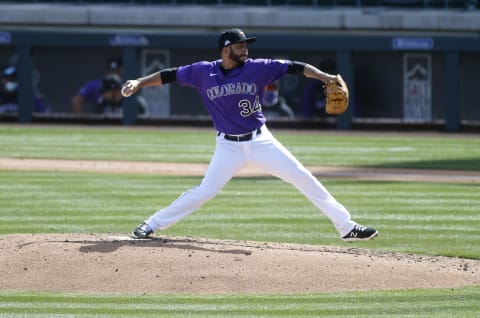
top-left (146, 125), bottom-right (356, 237)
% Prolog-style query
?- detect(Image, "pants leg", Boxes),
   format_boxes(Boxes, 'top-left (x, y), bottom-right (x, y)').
top-left (147, 137), bottom-right (247, 230)
top-left (249, 128), bottom-right (355, 236)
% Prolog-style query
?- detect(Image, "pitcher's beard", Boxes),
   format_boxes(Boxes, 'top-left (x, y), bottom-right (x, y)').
top-left (229, 51), bottom-right (246, 66)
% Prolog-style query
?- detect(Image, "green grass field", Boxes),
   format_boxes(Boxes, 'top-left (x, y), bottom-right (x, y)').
top-left (0, 125), bottom-right (479, 317)
top-left (1, 287), bottom-right (479, 317)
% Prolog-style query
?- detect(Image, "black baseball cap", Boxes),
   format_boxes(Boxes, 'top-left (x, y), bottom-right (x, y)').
top-left (218, 28), bottom-right (256, 50)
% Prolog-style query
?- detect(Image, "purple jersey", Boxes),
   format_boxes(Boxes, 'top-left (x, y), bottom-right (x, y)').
top-left (176, 58), bottom-right (289, 135)
top-left (78, 79), bottom-right (102, 103)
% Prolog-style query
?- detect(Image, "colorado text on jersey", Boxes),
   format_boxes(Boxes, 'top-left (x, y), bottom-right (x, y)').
top-left (206, 82), bottom-right (257, 101)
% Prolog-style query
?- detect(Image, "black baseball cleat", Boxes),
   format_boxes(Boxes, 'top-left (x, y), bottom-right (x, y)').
top-left (342, 224), bottom-right (378, 242)
top-left (131, 222), bottom-right (153, 239)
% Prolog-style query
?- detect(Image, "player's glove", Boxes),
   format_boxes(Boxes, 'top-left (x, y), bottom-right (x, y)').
top-left (324, 74), bottom-right (349, 115)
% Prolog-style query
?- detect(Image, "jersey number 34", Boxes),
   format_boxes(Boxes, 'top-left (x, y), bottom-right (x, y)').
top-left (238, 96), bottom-right (261, 117)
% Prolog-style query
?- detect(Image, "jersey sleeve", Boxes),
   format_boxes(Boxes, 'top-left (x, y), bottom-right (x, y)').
top-left (258, 59), bottom-right (290, 84)
top-left (176, 62), bottom-right (210, 89)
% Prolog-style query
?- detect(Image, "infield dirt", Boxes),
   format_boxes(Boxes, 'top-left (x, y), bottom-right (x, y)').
top-left (1, 233), bottom-right (479, 294)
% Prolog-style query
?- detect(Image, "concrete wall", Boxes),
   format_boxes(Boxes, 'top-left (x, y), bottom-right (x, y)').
top-left (0, 4), bottom-right (479, 32)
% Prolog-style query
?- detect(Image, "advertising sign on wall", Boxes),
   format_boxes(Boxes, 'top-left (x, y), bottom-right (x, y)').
top-left (403, 54), bottom-right (432, 121)
top-left (141, 50), bottom-right (171, 117)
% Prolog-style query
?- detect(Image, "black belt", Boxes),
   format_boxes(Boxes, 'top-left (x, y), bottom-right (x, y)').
top-left (221, 128), bottom-right (262, 142)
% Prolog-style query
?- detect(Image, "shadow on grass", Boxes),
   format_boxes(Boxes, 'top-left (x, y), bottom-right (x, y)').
top-left (364, 158), bottom-right (480, 171)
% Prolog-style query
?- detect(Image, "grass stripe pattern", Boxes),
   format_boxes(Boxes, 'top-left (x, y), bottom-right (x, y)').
top-left (0, 287), bottom-right (479, 317)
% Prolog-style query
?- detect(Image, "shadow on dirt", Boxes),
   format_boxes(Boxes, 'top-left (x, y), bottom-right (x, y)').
top-left (66, 237), bottom-right (254, 255)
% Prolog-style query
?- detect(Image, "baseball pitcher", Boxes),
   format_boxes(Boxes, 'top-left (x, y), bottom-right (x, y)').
top-left (122, 28), bottom-right (377, 242)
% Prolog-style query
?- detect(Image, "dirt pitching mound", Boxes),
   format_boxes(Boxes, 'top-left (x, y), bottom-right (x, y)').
top-left (1, 234), bottom-right (478, 294)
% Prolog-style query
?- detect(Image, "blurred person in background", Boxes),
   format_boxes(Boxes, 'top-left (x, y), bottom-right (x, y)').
top-left (95, 74), bottom-right (147, 116)
top-left (261, 82), bottom-right (295, 119)
top-left (0, 65), bottom-right (48, 114)
top-left (95, 74), bottom-right (123, 115)
top-left (71, 57), bottom-right (123, 114)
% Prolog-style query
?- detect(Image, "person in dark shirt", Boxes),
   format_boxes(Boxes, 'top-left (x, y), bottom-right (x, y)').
top-left (71, 57), bottom-right (123, 114)
top-left (0, 65), bottom-right (48, 114)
